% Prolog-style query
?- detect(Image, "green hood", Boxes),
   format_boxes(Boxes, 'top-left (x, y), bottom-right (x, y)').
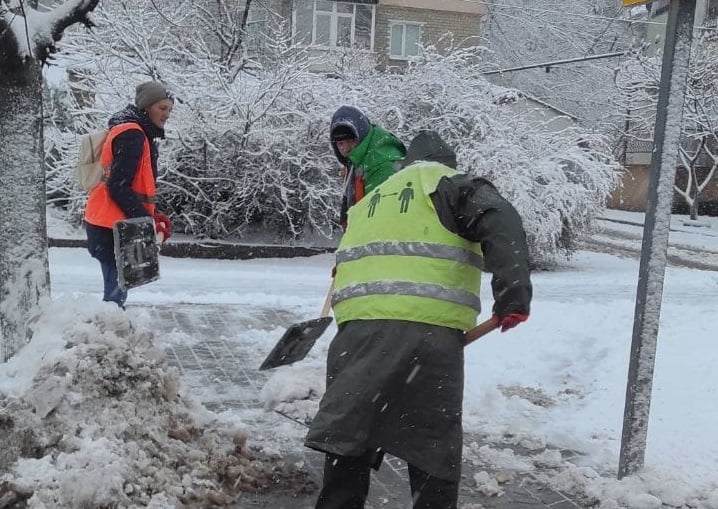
top-left (348, 124), bottom-right (406, 193)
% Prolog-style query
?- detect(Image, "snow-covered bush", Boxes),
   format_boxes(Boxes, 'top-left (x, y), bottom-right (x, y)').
top-left (335, 43), bottom-right (621, 264)
top-left (44, 1), bottom-right (619, 264)
top-left (44, 0), bottom-right (342, 241)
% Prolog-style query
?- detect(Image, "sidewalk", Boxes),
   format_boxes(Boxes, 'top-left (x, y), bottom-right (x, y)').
top-left (143, 302), bottom-right (589, 509)
top-left (581, 212), bottom-right (718, 271)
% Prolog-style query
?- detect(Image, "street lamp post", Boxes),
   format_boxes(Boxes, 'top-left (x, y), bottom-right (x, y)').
top-left (618, 0), bottom-right (697, 479)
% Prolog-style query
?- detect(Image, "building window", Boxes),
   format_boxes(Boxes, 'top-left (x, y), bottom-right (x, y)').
top-left (389, 21), bottom-right (421, 60)
top-left (706, 0), bottom-right (718, 24)
top-left (294, 0), bottom-right (375, 50)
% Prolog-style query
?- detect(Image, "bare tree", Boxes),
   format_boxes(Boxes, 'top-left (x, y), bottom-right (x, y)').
top-left (481, 0), bottom-right (637, 133)
top-left (615, 31), bottom-right (718, 219)
top-left (0, 0), bottom-right (99, 360)
top-left (677, 31), bottom-right (718, 219)
top-left (197, 0), bottom-right (255, 79)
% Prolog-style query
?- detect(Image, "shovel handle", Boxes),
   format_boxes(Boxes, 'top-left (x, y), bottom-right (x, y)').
top-left (463, 318), bottom-right (498, 347)
top-left (319, 278), bottom-right (335, 318)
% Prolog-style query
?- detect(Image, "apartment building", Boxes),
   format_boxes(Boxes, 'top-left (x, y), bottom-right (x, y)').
top-left (251, 0), bottom-right (486, 70)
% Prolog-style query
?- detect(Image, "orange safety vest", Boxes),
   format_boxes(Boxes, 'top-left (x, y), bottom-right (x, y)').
top-left (84, 123), bottom-right (156, 228)
top-left (353, 174), bottom-right (365, 203)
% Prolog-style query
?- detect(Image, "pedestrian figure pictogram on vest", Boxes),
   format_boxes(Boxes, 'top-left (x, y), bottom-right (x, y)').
top-left (399, 182), bottom-right (414, 213)
top-left (368, 188), bottom-right (382, 218)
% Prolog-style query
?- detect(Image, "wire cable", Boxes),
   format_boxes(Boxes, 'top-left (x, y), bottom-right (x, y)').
top-left (584, 16), bottom-right (617, 57)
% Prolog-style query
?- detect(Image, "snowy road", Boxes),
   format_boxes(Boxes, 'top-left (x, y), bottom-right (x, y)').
top-left (45, 246), bottom-right (718, 507)
top-left (581, 213), bottom-right (718, 271)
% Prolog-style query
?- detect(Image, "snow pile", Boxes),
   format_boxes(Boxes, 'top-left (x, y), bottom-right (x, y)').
top-left (0, 302), bottom-right (312, 507)
top-left (472, 471), bottom-right (504, 497)
top-left (462, 436), bottom-right (718, 509)
top-left (260, 367), bottom-right (324, 426)
top-left (543, 466), bottom-right (718, 509)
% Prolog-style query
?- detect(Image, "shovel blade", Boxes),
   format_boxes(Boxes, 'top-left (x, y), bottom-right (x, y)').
top-left (259, 316), bottom-right (333, 370)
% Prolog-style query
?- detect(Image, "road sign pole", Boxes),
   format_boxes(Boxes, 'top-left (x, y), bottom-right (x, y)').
top-left (618, 0), bottom-right (696, 479)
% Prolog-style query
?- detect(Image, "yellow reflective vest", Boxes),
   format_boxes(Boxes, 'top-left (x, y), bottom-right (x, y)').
top-left (333, 162), bottom-right (483, 330)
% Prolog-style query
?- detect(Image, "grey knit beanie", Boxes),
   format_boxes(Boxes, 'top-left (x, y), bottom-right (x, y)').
top-left (135, 81), bottom-right (172, 110)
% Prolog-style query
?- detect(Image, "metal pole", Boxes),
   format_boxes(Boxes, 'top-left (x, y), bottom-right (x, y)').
top-left (618, 0), bottom-right (696, 479)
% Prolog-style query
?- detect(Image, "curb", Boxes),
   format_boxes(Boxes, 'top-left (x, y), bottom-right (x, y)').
top-left (48, 238), bottom-right (336, 260)
top-left (579, 236), bottom-right (718, 271)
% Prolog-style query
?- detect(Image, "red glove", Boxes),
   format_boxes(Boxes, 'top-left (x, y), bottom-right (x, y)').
top-left (491, 313), bottom-right (528, 332)
top-left (153, 212), bottom-right (172, 241)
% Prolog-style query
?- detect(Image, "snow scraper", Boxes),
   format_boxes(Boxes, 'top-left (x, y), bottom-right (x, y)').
top-left (259, 278), bottom-right (499, 370)
top-left (113, 216), bottom-right (161, 291)
top-left (259, 279), bottom-right (335, 370)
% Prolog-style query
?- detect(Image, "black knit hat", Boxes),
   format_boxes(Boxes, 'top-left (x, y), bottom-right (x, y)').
top-left (330, 125), bottom-right (358, 142)
top-left (396, 131), bottom-right (457, 170)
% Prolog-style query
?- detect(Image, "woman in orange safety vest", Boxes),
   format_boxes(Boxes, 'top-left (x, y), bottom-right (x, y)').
top-left (84, 81), bottom-right (174, 308)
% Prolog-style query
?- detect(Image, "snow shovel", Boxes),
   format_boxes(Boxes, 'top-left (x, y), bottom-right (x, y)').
top-left (113, 216), bottom-right (161, 291)
top-left (258, 279), bottom-right (335, 370)
top-left (259, 281), bottom-right (497, 371)
top-left (464, 318), bottom-right (498, 346)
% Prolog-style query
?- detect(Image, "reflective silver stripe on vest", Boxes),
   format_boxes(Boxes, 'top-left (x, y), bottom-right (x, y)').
top-left (336, 242), bottom-right (484, 269)
top-left (332, 281), bottom-right (481, 312)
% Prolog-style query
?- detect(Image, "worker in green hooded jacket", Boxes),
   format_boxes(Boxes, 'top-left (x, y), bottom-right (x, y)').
top-left (330, 105), bottom-right (406, 228)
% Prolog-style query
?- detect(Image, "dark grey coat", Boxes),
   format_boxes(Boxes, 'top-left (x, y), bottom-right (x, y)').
top-left (305, 319), bottom-right (465, 481)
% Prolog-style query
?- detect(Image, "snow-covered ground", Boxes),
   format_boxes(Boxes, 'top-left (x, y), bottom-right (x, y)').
top-left (599, 209), bottom-right (718, 254)
top-left (1, 213), bottom-right (717, 507)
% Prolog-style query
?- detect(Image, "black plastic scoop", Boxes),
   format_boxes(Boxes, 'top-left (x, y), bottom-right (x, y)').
top-left (259, 280), bottom-right (334, 370)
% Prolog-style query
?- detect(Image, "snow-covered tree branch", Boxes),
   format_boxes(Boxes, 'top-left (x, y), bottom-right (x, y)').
top-left (0, 0), bottom-right (98, 67)
top-left (44, 1), bottom-right (619, 266)
top-left (480, 0), bottom-right (638, 135)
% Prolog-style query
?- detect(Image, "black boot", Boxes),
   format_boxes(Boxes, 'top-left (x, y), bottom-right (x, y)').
top-left (408, 463), bottom-right (459, 509)
top-left (315, 452), bottom-right (372, 509)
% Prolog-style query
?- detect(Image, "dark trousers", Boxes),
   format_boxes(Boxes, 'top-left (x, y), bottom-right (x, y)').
top-left (86, 222), bottom-right (127, 307)
top-left (315, 452), bottom-right (459, 509)
top-left (100, 259), bottom-right (127, 307)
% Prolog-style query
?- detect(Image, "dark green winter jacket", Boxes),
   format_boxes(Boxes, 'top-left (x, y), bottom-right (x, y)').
top-left (347, 124), bottom-right (406, 194)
